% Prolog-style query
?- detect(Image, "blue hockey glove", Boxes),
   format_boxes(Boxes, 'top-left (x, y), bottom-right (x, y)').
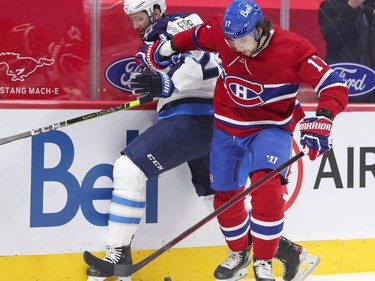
top-left (135, 40), bottom-right (171, 72)
top-left (300, 116), bottom-right (333, 160)
top-left (129, 71), bottom-right (175, 100)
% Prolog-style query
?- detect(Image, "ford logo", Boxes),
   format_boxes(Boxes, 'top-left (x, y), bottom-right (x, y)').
top-left (105, 57), bottom-right (145, 92)
top-left (331, 63), bottom-right (375, 97)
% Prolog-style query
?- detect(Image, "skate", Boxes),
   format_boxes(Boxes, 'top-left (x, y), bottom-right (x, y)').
top-left (86, 245), bottom-right (132, 281)
top-left (253, 258), bottom-right (275, 281)
top-left (214, 247), bottom-right (251, 281)
top-left (275, 236), bottom-right (320, 281)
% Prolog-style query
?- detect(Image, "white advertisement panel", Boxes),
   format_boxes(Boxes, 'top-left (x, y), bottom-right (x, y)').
top-left (286, 111), bottom-right (375, 241)
top-left (0, 108), bottom-right (374, 256)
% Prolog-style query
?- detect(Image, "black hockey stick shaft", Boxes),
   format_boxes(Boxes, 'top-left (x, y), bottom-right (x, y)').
top-left (0, 97), bottom-right (148, 146)
top-left (84, 149), bottom-right (307, 277)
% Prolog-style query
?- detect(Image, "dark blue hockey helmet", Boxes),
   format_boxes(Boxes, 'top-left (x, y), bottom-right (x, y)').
top-left (222, 0), bottom-right (263, 40)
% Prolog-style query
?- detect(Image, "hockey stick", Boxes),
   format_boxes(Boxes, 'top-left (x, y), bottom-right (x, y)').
top-left (0, 97), bottom-right (149, 146)
top-left (83, 148), bottom-right (308, 277)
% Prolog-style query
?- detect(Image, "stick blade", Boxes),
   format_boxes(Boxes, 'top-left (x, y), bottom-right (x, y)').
top-left (83, 251), bottom-right (115, 275)
top-left (114, 263), bottom-right (137, 277)
top-left (83, 251), bottom-right (137, 277)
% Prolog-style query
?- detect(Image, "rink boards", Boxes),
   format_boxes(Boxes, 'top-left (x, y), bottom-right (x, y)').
top-left (1, 105), bottom-right (375, 280)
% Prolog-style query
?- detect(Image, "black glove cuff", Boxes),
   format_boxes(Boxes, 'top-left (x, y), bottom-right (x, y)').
top-left (171, 38), bottom-right (178, 52)
top-left (316, 108), bottom-right (334, 120)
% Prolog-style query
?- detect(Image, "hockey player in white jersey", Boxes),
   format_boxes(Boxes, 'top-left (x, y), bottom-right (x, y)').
top-left (85, 0), bottom-right (319, 280)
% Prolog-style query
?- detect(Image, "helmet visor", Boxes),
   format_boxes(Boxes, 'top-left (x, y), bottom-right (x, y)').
top-left (224, 28), bottom-right (259, 52)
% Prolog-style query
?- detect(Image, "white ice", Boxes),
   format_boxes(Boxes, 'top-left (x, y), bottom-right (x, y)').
top-left (302, 272), bottom-right (375, 281)
top-left (243, 272), bottom-right (375, 280)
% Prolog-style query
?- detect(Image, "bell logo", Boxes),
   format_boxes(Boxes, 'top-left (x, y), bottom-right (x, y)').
top-left (240, 4), bottom-right (253, 18)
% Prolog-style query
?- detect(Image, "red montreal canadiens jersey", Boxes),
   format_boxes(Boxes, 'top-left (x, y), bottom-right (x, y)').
top-left (173, 14), bottom-right (348, 137)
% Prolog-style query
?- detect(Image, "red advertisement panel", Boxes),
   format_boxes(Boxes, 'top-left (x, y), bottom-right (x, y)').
top-left (0, 0), bottom-right (91, 100)
top-left (99, 0), bottom-right (143, 101)
top-left (0, 0), bottom-right (326, 102)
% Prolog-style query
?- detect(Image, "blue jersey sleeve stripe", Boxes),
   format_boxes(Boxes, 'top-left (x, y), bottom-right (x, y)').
top-left (316, 70), bottom-right (347, 95)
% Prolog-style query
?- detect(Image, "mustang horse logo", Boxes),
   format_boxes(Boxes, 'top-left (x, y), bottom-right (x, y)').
top-left (0, 52), bottom-right (54, 81)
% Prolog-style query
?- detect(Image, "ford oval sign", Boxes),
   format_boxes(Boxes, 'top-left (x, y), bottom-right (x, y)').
top-left (105, 57), bottom-right (145, 92)
top-left (330, 62), bottom-right (375, 97)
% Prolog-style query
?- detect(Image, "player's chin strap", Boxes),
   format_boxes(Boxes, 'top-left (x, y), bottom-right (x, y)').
top-left (83, 147), bottom-right (309, 277)
top-left (254, 30), bottom-right (270, 53)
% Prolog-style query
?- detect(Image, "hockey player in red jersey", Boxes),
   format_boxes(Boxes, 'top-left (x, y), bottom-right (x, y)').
top-left (135, 0), bottom-right (348, 280)
top-left (85, 0), bottom-right (321, 280)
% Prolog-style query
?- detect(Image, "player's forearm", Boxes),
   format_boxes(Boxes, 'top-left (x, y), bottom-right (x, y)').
top-left (172, 27), bottom-right (199, 53)
top-left (159, 28), bottom-right (199, 56)
top-left (317, 87), bottom-right (348, 119)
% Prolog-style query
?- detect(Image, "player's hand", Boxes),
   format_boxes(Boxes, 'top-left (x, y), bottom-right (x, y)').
top-left (300, 116), bottom-right (333, 160)
top-left (130, 71), bottom-right (175, 101)
top-left (171, 53), bottom-right (187, 65)
top-left (135, 40), bottom-right (171, 72)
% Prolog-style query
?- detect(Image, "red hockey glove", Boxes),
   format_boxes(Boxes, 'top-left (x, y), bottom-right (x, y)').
top-left (135, 40), bottom-right (171, 72)
top-left (300, 116), bottom-right (333, 161)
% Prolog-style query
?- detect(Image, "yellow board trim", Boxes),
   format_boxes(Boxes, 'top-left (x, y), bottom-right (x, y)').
top-left (1, 239), bottom-right (375, 280)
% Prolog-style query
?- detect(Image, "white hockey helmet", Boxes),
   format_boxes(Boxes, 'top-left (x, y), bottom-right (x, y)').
top-left (124, 0), bottom-right (167, 17)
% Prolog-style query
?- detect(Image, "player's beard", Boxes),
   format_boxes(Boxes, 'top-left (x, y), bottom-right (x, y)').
top-left (241, 44), bottom-right (258, 57)
top-left (137, 29), bottom-right (145, 39)
top-left (234, 37), bottom-right (260, 57)
top-left (241, 48), bottom-right (257, 57)
top-left (243, 38), bottom-right (262, 57)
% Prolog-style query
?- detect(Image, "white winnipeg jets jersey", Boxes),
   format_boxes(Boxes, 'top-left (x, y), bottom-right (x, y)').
top-left (143, 13), bottom-right (221, 119)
